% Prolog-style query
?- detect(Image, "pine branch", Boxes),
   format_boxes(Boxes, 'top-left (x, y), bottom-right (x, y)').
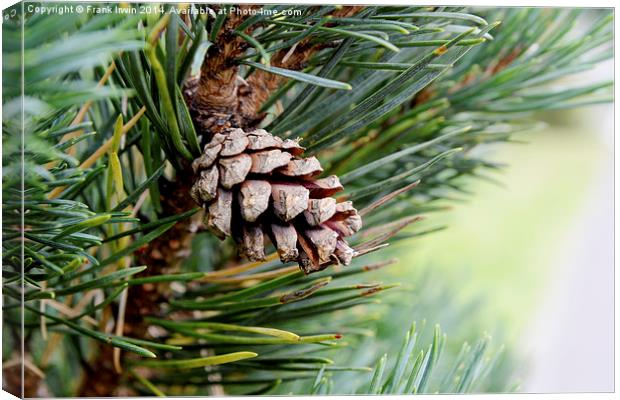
top-left (2, 5), bottom-right (612, 397)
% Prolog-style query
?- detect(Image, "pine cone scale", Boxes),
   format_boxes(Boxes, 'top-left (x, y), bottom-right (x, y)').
top-left (270, 223), bottom-right (299, 262)
top-left (190, 166), bottom-right (219, 204)
top-left (304, 198), bottom-right (337, 226)
top-left (207, 188), bottom-right (233, 239)
top-left (271, 183), bottom-right (309, 222)
top-left (238, 180), bottom-right (271, 222)
top-left (250, 150), bottom-right (292, 173)
top-left (247, 133), bottom-right (283, 150)
top-left (192, 144), bottom-right (221, 172)
top-left (241, 225), bottom-right (266, 261)
top-left (278, 157), bottom-right (323, 178)
top-left (219, 153), bottom-right (252, 188)
top-left (301, 176), bottom-right (344, 198)
top-left (306, 227), bottom-right (338, 264)
top-left (220, 135), bottom-right (249, 156)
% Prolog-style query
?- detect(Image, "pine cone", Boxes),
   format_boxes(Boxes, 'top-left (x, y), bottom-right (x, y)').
top-left (190, 128), bottom-right (362, 274)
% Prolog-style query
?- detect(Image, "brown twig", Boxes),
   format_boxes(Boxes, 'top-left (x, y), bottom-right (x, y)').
top-left (237, 6), bottom-right (365, 125)
top-left (189, 5), bottom-right (260, 134)
top-left (190, 6), bottom-right (365, 135)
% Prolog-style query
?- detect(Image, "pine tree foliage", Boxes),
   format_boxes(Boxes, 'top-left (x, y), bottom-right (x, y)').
top-left (2, 4), bottom-right (612, 397)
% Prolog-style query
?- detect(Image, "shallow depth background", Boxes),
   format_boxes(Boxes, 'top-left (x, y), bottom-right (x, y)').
top-left (377, 98), bottom-right (613, 392)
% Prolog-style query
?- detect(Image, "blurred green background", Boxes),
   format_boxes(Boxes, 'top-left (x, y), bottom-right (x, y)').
top-left (401, 108), bottom-right (607, 333)
top-left (363, 103), bottom-right (613, 393)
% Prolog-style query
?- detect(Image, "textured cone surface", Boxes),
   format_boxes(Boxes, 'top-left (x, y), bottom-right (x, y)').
top-left (191, 128), bottom-right (362, 273)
